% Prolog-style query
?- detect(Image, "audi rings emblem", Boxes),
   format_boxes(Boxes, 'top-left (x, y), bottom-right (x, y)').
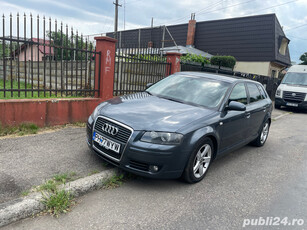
top-left (102, 123), bottom-right (119, 136)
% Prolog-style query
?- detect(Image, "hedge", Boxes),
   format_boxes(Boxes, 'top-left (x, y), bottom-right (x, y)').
top-left (210, 56), bottom-right (236, 69)
top-left (181, 54), bottom-right (210, 65)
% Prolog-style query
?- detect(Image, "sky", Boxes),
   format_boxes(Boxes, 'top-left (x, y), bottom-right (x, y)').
top-left (1, 0), bottom-right (307, 63)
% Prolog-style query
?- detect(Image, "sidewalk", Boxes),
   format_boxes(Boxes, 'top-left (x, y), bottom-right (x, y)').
top-left (0, 127), bottom-right (110, 204)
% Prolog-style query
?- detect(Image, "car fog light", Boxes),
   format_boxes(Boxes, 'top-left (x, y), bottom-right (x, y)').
top-left (149, 165), bottom-right (159, 172)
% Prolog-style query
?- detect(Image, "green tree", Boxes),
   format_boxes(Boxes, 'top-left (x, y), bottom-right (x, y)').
top-left (47, 31), bottom-right (94, 61)
top-left (299, 52), bottom-right (307, 65)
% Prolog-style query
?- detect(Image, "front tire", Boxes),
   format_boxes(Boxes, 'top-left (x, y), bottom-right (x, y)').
top-left (182, 138), bottom-right (213, 183)
top-left (252, 120), bottom-right (270, 147)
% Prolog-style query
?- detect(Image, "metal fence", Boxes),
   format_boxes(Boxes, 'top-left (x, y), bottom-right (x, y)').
top-left (0, 13), bottom-right (101, 98)
top-left (114, 43), bottom-right (171, 96)
top-left (181, 62), bottom-right (281, 100)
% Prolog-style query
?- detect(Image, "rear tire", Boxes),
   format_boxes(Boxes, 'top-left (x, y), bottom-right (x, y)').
top-left (182, 138), bottom-right (213, 183)
top-left (252, 120), bottom-right (270, 147)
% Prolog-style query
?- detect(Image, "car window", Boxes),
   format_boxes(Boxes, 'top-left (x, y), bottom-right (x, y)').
top-left (247, 83), bottom-right (262, 103)
top-left (229, 83), bottom-right (248, 104)
top-left (257, 85), bottom-right (267, 99)
top-left (146, 74), bottom-right (230, 108)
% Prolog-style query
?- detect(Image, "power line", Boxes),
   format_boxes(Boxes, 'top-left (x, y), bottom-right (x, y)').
top-left (161, 0), bottom-right (224, 25)
top-left (125, 0), bottom-right (143, 5)
top-left (285, 23), bottom-right (307, 31)
top-left (247, 0), bottom-right (298, 14)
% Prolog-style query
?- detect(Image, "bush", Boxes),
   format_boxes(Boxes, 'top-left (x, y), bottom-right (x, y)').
top-left (210, 55), bottom-right (236, 69)
top-left (181, 54), bottom-right (210, 65)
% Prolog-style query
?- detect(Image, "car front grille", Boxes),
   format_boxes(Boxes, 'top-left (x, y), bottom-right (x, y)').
top-left (283, 91), bottom-right (306, 103)
top-left (93, 117), bottom-right (133, 161)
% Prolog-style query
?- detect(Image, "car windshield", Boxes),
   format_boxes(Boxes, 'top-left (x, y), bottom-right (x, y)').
top-left (146, 74), bottom-right (230, 108)
top-left (282, 72), bottom-right (307, 86)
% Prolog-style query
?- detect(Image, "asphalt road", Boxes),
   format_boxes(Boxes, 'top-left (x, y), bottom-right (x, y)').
top-left (4, 110), bottom-right (306, 230)
top-left (0, 127), bottom-right (109, 204)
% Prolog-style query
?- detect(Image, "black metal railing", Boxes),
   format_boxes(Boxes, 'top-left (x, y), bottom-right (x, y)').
top-left (113, 43), bottom-right (171, 96)
top-left (0, 13), bottom-right (101, 99)
top-left (181, 62), bottom-right (281, 100)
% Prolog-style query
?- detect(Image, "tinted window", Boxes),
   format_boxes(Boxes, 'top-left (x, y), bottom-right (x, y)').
top-left (229, 83), bottom-right (247, 104)
top-left (147, 74), bottom-right (230, 108)
top-left (247, 83), bottom-right (262, 103)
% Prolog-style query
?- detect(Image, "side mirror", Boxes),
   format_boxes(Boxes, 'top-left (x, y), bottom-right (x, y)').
top-left (226, 101), bottom-right (246, 111)
top-left (146, 83), bottom-right (153, 89)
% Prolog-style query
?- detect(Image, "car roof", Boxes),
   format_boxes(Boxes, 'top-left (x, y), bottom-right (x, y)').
top-left (177, 71), bottom-right (258, 84)
top-left (288, 65), bottom-right (307, 73)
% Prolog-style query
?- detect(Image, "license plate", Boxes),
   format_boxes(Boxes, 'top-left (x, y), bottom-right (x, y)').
top-left (93, 131), bottom-right (120, 153)
top-left (286, 102), bottom-right (298, 107)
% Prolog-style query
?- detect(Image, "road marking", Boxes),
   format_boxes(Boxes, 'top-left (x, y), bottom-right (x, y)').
top-left (273, 112), bottom-right (292, 121)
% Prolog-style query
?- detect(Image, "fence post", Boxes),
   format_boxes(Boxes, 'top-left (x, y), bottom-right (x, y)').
top-left (94, 36), bottom-right (117, 100)
top-left (166, 52), bottom-right (181, 75)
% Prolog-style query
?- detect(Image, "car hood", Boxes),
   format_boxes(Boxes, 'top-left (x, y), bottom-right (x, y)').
top-left (98, 92), bottom-right (216, 132)
top-left (278, 83), bottom-right (307, 93)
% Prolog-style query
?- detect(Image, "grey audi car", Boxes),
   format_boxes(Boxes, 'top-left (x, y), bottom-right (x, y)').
top-left (87, 72), bottom-right (272, 183)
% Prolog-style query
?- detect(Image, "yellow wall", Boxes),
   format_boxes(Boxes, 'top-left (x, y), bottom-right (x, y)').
top-left (234, 62), bottom-right (271, 76)
top-left (234, 61), bottom-right (284, 78)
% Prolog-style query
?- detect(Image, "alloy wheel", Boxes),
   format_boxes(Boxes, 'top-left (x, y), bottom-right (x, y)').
top-left (193, 144), bottom-right (212, 178)
top-left (260, 122), bottom-right (269, 144)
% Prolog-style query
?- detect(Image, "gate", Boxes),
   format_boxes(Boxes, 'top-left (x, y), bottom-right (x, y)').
top-left (113, 43), bottom-right (171, 96)
top-left (0, 13), bottom-right (101, 98)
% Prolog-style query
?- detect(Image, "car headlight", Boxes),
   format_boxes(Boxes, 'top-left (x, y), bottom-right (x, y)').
top-left (90, 102), bottom-right (107, 120)
top-left (141, 131), bottom-right (183, 145)
top-left (275, 89), bottom-right (281, 97)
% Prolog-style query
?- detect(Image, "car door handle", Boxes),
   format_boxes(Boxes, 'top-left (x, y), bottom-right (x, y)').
top-left (245, 112), bottom-right (251, 118)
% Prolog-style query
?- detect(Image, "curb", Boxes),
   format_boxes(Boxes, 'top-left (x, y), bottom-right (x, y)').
top-left (0, 168), bottom-right (117, 227)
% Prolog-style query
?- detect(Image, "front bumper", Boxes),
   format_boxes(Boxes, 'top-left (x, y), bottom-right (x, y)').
top-left (87, 122), bottom-right (188, 179)
top-left (275, 98), bottom-right (307, 110)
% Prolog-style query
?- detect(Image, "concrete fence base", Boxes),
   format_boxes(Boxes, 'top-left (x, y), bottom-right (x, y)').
top-left (0, 98), bottom-right (102, 127)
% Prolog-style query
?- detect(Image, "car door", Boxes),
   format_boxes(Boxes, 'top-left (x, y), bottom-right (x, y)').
top-left (219, 83), bottom-right (249, 152)
top-left (245, 83), bottom-right (267, 139)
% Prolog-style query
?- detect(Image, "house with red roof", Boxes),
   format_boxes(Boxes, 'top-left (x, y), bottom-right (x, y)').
top-left (16, 38), bottom-right (54, 61)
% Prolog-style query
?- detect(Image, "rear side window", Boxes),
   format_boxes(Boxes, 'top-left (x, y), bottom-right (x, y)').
top-left (229, 83), bottom-right (248, 104)
top-left (247, 83), bottom-right (262, 103)
top-left (257, 85), bottom-right (267, 99)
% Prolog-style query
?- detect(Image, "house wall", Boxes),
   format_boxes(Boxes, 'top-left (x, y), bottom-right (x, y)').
top-left (234, 61), bottom-right (271, 76)
top-left (234, 61), bottom-right (285, 77)
top-left (18, 45), bottom-right (43, 61)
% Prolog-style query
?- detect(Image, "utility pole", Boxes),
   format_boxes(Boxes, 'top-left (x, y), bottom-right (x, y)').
top-left (123, 0), bottom-right (126, 31)
top-left (113, 0), bottom-right (122, 39)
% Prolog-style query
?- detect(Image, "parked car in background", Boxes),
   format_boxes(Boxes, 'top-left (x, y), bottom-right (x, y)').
top-left (275, 65), bottom-right (307, 110)
top-left (87, 72), bottom-right (272, 183)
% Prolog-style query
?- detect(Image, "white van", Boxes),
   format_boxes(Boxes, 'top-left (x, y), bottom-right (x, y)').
top-left (275, 65), bottom-right (307, 110)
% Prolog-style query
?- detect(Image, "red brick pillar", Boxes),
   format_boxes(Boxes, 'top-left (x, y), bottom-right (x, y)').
top-left (94, 36), bottom-right (117, 101)
top-left (166, 52), bottom-right (182, 75)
